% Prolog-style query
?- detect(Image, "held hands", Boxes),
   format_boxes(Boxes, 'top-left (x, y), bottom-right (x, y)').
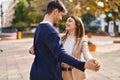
top-left (85, 59), bottom-right (101, 71)
top-left (29, 46), bottom-right (35, 55)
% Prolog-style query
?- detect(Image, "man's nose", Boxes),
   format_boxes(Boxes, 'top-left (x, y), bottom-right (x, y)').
top-left (60, 17), bottom-right (62, 21)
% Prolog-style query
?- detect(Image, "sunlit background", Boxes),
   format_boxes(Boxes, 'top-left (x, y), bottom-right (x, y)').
top-left (0, 0), bottom-right (120, 80)
top-left (0, 0), bottom-right (120, 36)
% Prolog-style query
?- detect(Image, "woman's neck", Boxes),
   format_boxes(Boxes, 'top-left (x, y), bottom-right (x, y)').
top-left (68, 30), bottom-right (75, 36)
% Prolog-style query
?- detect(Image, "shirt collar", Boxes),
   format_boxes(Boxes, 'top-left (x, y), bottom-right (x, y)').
top-left (40, 21), bottom-right (59, 33)
top-left (40, 21), bottom-right (53, 26)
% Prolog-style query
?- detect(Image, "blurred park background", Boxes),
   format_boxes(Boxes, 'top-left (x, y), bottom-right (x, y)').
top-left (0, 0), bottom-right (120, 80)
top-left (0, 0), bottom-right (120, 39)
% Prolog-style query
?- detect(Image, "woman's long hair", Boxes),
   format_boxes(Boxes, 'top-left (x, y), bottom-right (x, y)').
top-left (62, 15), bottom-right (85, 45)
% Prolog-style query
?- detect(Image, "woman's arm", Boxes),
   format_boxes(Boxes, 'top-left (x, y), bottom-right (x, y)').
top-left (29, 45), bottom-right (35, 55)
top-left (82, 38), bottom-right (93, 61)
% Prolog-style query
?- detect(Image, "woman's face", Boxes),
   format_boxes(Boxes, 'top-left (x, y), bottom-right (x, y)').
top-left (65, 17), bottom-right (76, 32)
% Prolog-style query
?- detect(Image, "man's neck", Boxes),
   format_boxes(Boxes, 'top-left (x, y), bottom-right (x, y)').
top-left (43, 14), bottom-right (53, 25)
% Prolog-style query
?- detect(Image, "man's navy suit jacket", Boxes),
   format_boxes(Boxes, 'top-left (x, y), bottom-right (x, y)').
top-left (30, 23), bottom-right (85, 80)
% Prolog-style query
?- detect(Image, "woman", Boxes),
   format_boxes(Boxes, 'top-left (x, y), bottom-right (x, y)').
top-left (61, 15), bottom-right (93, 80)
top-left (29, 15), bottom-right (93, 80)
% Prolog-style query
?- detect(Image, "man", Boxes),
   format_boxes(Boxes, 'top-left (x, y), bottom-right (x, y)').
top-left (30, 0), bottom-right (100, 80)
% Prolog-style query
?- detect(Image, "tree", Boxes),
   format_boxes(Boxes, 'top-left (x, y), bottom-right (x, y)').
top-left (81, 13), bottom-right (96, 33)
top-left (71, 0), bottom-right (119, 17)
top-left (12, 0), bottom-right (29, 31)
top-left (28, 0), bottom-right (48, 23)
top-left (117, 0), bottom-right (120, 19)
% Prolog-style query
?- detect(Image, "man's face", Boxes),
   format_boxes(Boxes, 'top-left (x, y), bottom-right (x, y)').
top-left (53, 9), bottom-right (65, 25)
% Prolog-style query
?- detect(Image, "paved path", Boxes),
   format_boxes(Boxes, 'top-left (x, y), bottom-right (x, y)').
top-left (0, 36), bottom-right (120, 80)
top-left (0, 38), bottom-right (34, 80)
top-left (86, 36), bottom-right (120, 80)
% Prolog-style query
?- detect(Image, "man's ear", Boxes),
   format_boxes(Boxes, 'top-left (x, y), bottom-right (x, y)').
top-left (53, 9), bottom-right (59, 15)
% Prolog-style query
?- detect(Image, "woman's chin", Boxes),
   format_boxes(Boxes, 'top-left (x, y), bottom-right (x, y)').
top-left (65, 28), bottom-right (70, 31)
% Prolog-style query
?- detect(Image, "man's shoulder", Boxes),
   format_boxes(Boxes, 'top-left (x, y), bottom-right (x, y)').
top-left (38, 23), bottom-right (52, 29)
top-left (38, 23), bottom-right (51, 27)
top-left (36, 23), bottom-right (57, 35)
top-left (40, 23), bottom-right (57, 32)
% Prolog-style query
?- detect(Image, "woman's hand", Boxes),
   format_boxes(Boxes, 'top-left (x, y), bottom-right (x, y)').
top-left (85, 59), bottom-right (101, 71)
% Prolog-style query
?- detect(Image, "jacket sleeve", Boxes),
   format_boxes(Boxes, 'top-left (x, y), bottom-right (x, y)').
top-left (82, 37), bottom-right (93, 61)
top-left (42, 28), bottom-right (85, 72)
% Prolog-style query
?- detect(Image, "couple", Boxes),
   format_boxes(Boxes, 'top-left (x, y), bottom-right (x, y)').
top-left (29, 0), bottom-right (100, 80)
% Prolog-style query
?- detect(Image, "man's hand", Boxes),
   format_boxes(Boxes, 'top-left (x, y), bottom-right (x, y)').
top-left (29, 46), bottom-right (35, 55)
top-left (84, 59), bottom-right (101, 71)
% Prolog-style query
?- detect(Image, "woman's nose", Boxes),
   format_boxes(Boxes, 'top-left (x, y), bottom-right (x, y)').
top-left (59, 16), bottom-right (62, 21)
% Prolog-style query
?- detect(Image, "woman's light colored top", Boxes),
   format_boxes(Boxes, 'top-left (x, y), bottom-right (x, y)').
top-left (63, 35), bottom-right (75, 55)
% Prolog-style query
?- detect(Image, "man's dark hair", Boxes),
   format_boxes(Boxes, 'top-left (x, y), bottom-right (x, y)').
top-left (46, 0), bottom-right (67, 14)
